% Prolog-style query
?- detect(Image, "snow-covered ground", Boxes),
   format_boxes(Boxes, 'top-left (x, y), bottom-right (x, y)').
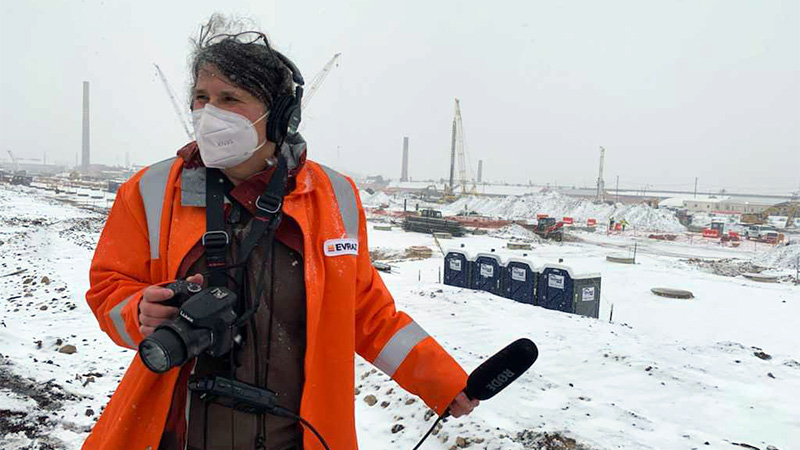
top-left (440, 193), bottom-right (686, 233)
top-left (362, 190), bottom-right (687, 233)
top-left (1, 185), bottom-right (798, 450)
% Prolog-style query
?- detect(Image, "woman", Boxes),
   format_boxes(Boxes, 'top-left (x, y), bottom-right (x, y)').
top-left (84, 16), bottom-right (477, 450)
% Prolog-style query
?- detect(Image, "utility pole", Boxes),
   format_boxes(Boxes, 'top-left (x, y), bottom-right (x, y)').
top-left (400, 137), bottom-right (409, 182)
top-left (694, 177), bottom-right (698, 199)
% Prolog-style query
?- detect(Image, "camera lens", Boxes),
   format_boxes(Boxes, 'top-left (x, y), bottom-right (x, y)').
top-left (139, 328), bottom-right (187, 373)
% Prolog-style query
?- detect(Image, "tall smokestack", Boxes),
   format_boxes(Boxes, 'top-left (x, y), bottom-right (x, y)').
top-left (401, 137), bottom-right (409, 182)
top-left (477, 160), bottom-right (483, 183)
top-left (82, 81), bottom-right (90, 172)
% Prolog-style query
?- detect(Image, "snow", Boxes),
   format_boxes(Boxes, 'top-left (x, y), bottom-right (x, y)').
top-left (362, 190), bottom-right (393, 208)
top-left (659, 195), bottom-right (732, 209)
top-left (488, 224), bottom-right (541, 243)
top-left (752, 243), bottom-right (800, 270)
top-left (1, 184), bottom-right (798, 450)
top-left (387, 180), bottom-right (546, 197)
top-left (441, 192), bottom-right (686, 233)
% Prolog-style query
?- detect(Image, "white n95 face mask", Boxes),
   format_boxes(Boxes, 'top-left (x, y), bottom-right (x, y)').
top-left (192, 104), bottom-right (269, 169)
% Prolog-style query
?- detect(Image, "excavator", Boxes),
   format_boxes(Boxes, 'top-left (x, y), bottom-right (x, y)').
top-left (742, 202), bottom-right (799, 229)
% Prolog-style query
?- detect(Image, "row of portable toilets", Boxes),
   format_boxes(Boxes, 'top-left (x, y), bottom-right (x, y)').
top-left (444, 250), bottom-right (602, 319)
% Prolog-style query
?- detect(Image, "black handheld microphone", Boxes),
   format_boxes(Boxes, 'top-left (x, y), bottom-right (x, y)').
top-left (411, 338), bottom-right (539, 450)
top-left (465, 338), bottom-right (539, 401)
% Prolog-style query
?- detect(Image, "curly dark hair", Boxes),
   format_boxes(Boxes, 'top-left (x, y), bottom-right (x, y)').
top-left (190, 14), bottom-right (294, 110)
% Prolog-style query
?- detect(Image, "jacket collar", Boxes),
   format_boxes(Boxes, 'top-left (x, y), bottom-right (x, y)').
top-left (176, 133), bottom-right (308, 177)
top-left (176, 134), bottom-right (313, 205)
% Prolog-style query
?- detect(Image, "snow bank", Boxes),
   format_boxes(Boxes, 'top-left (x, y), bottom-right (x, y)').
top-left (489, 224), bottom-right (541, 243)
top-left (362, 191), bottom-right (392, 207)
top-left (442, 192), bottom-right (686, 233)
top-left (752, 242), bottom-right (800, 270)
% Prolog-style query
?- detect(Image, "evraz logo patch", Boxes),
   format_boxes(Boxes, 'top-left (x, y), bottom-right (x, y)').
top-left (324, 238), bottom-right (359, 256)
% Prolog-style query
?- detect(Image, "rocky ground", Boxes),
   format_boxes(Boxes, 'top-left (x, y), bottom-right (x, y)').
top-left (685, 258), bottom-right (798, 283)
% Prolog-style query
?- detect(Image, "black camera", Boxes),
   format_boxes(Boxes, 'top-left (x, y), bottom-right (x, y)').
top-left (138, 281), bottom-right (240, 373)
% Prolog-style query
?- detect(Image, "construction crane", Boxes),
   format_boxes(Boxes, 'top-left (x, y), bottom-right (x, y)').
top-left (596, 146), bottom-right (606, 202)
top-left (301, 53), bottom-right (341, 112)
top-left (6, 150), bottom-right (41, 171)
top-left (154, 63), bottom-right (194, 140)
top-left (446, 98), bottom-right (475, 199)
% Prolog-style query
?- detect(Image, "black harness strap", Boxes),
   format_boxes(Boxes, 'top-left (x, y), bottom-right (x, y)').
top-left (204, 168), bottom-right (232, 288)
top-left (234, 156), bottom-right (288, 327)
top-left (201, 158), bottom-right (289, 310)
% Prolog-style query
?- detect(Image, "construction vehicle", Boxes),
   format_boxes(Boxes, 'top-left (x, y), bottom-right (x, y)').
top-left (763, 231), bottom-right (785, 245)
top-left (783, 203), bottom-right (799, 228)
top-left (703, 221), bottom-right (725, 238)
top-left (741, 202), bottom-right (799, 228)
top-left (534, 217), bottom-right (564, 241)
top-left (402, 208), bottom-right (466, 237)
top-left (11, 172), bottom-right (32, 186)
top-left (744, 224), bottom-right (780, 241)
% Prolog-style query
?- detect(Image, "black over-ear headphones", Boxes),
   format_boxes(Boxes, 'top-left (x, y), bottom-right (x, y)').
top-left (266, 51), bottom-right (305, 146)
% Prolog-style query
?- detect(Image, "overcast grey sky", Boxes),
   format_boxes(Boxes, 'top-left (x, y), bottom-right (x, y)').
top-left (1, 0), bottom-right (798, 194)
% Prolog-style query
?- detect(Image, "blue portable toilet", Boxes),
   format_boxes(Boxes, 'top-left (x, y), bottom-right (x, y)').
top-left (537, 264), bottom-right (601, 318)
top-left (443, 250), bottom-right (472, 288)
top-left (471, 253), bottom-right (504, 296)
top-left (503, 258), bottom-right (538, 305)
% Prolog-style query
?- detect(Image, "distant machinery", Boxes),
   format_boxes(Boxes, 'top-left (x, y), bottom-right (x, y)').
top-left (446, 98), bottom-right (476, 199)
top-left (154, 63), bottom-right (193, 140)
top-left (154, 53), bottom-right (341, 139)
top-left (301, 53), bottom-right (341, 112)
top-left (6, 150), bottom-right (41, 172)
top-left (596, 146), bottom-right (606, 202)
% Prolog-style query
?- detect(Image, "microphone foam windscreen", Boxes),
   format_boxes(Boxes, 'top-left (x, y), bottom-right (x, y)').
top-left (465, 338), bottom-right (538, 401)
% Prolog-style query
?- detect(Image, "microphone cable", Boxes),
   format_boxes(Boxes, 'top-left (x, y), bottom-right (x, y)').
top-left (267, 405), bottom-right (331, 450)
top-left (411, 413), bottom-right (446, 450)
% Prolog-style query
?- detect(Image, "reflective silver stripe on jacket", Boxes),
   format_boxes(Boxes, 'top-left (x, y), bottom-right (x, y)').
top-left (109, 294), bottom-right (137, 348)
top-left (319, 165), bottom-right (359, 239)
top-left (373, 321), bottom-right (429, 377)
top-left (180, 167), bottom-right (206, 207)
top-left (139, 157), bottom-right (176, 259)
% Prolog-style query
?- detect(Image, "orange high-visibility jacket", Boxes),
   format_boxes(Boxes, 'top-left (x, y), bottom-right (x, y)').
top-left (84, 152), bottom-right (468, 450)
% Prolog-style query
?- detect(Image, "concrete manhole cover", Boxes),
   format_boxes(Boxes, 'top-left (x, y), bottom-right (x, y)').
top-left (742, 273), bottom-right (779, 283)
top-left (607, 255), bottom-right (635, 264)
top-left (651, 287), bottom-right (694, 299)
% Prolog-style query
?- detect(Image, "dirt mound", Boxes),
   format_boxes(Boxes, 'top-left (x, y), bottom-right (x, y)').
top-left (685, 258), bottom-right (768, 277)
top-left (513, 430), bottom-right (593, 449)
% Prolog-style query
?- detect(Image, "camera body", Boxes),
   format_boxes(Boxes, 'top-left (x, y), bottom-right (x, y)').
top-left (138, 282), bottom-right (240, 373)
top-left (162, 280), bottom-right (202, 307)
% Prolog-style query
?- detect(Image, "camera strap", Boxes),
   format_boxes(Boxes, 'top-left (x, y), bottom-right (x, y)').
top-left (235, 154), bottom-right (288, 270)
top-left (203, 156), bottom-right (288, 298)
top-left (204, 168), bottom-right (233, 288)
top-left (203, 156), bottom-right (288, 289)
top-left (233, 155), bottom-right (288, 327)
